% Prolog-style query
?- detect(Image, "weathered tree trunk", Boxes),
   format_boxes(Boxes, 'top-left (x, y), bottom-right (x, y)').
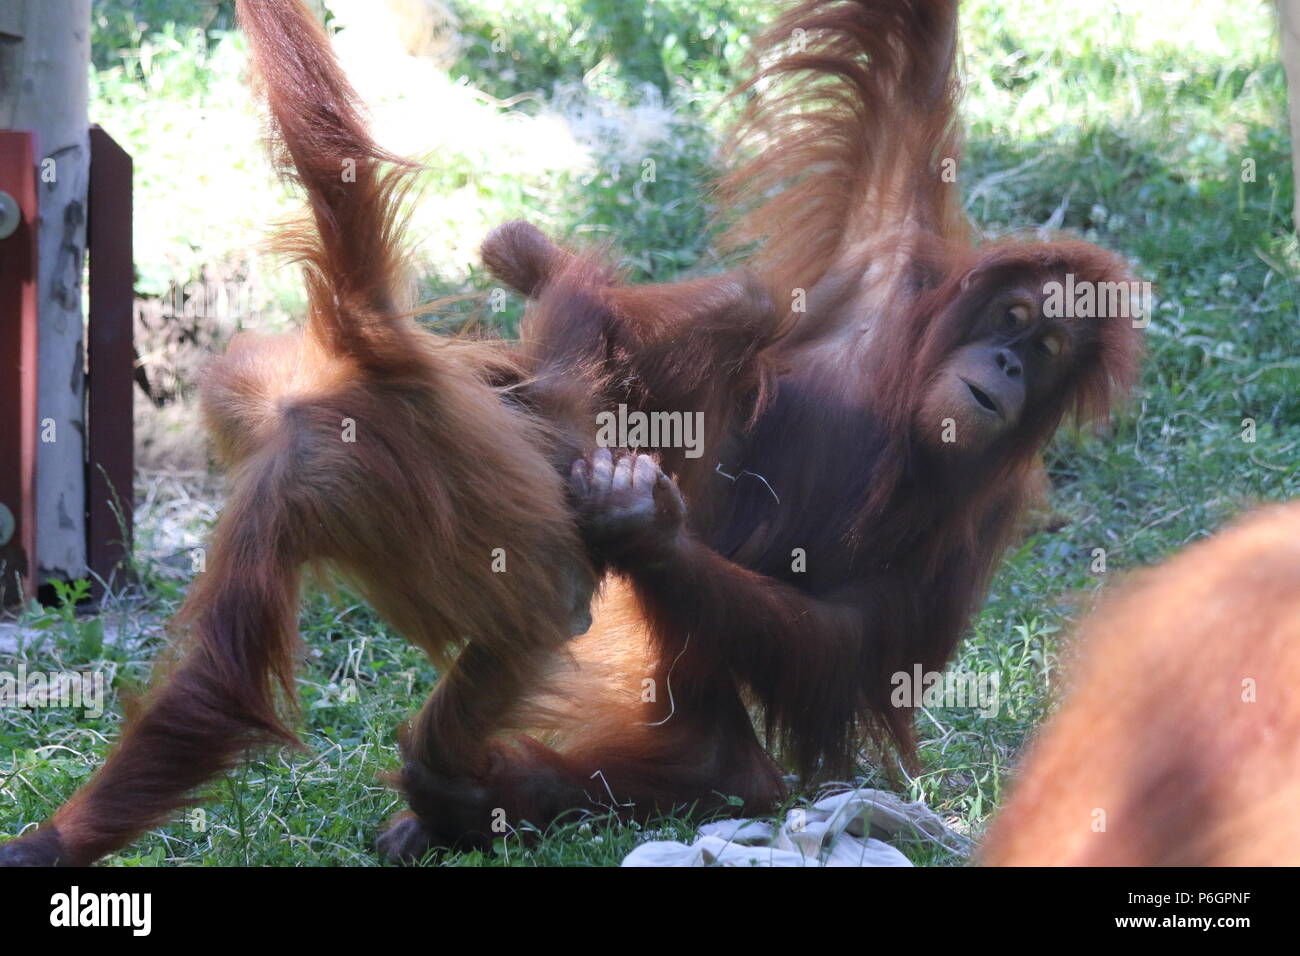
top-left (1281, 1), bottom-right (1300, 230)
top-left (0, 0), bottom-right (91, 583)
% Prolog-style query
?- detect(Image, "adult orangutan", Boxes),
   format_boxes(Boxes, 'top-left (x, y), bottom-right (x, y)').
top-left (0, 0), bottom-right (1141, 865)
top-left (381, 0), bottom-right (1145, 855)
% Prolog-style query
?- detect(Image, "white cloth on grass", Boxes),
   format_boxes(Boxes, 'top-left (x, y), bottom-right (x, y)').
top-left (621, 788), bottom-right (969, 867)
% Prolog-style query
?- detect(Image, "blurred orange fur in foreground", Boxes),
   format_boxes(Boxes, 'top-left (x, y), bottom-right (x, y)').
top-left (982, 502), bottom-right (1300, 865)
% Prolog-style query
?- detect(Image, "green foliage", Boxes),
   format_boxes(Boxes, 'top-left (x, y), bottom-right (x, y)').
top-left (91, 0), bottom-right (238, 70)
top-left (19, 580), bottom-right (104, 662)
top-left (450, 0), bottom-right (757, 102)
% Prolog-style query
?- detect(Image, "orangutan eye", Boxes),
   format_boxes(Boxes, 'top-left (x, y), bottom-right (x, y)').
top-left (1005, 304), bottom-right (1031, 327)
top-left (1037, 335), bottom-right (1061, 357)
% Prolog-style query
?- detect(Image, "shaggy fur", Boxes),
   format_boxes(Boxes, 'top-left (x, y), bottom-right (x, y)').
top-left (982, 503), bottom-right (1300, 866)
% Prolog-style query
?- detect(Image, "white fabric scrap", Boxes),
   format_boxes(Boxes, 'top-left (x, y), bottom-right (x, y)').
top-left (621, 788), bottom-right (969, 867)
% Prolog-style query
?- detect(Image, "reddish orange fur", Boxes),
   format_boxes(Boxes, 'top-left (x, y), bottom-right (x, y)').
top-left (719, 0), bottom-right (968, 309)
top-left (981, 503), bottom-right (1300, 866)
top-left (468, 0), bottom-right (1142, 824)
top-left (0, 0), bottom-right (611, 865)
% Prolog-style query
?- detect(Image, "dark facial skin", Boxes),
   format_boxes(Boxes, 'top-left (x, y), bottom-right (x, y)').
top-left (918, 284), bottom-right (1070, 453)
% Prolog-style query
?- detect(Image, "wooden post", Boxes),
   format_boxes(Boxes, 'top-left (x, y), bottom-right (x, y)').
top-left (0, 131), bottom-right (40, 602)
top-left (0, 0), bottom-right (92, 585)
top-left (86, 126), bottom-right (134, 591)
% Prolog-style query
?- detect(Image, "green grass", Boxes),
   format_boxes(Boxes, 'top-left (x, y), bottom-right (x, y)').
top-left (2, 0), bottom-right (1297, 865)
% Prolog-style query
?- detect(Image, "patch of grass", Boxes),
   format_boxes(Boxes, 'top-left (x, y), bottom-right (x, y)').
top-left (2, 0), bottom-right (1294, 866)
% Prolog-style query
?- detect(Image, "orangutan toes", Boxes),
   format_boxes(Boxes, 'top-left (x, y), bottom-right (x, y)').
top-left (376, 813), bottom-right (441, 864)
top-left (0, 827), bottom-right (68, 867)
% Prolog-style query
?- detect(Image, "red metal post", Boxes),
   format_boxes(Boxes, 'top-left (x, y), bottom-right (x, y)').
top-left (0, 130), bottom-right (39, 603)
top-left (86, 125), bottom-right (134, 591)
